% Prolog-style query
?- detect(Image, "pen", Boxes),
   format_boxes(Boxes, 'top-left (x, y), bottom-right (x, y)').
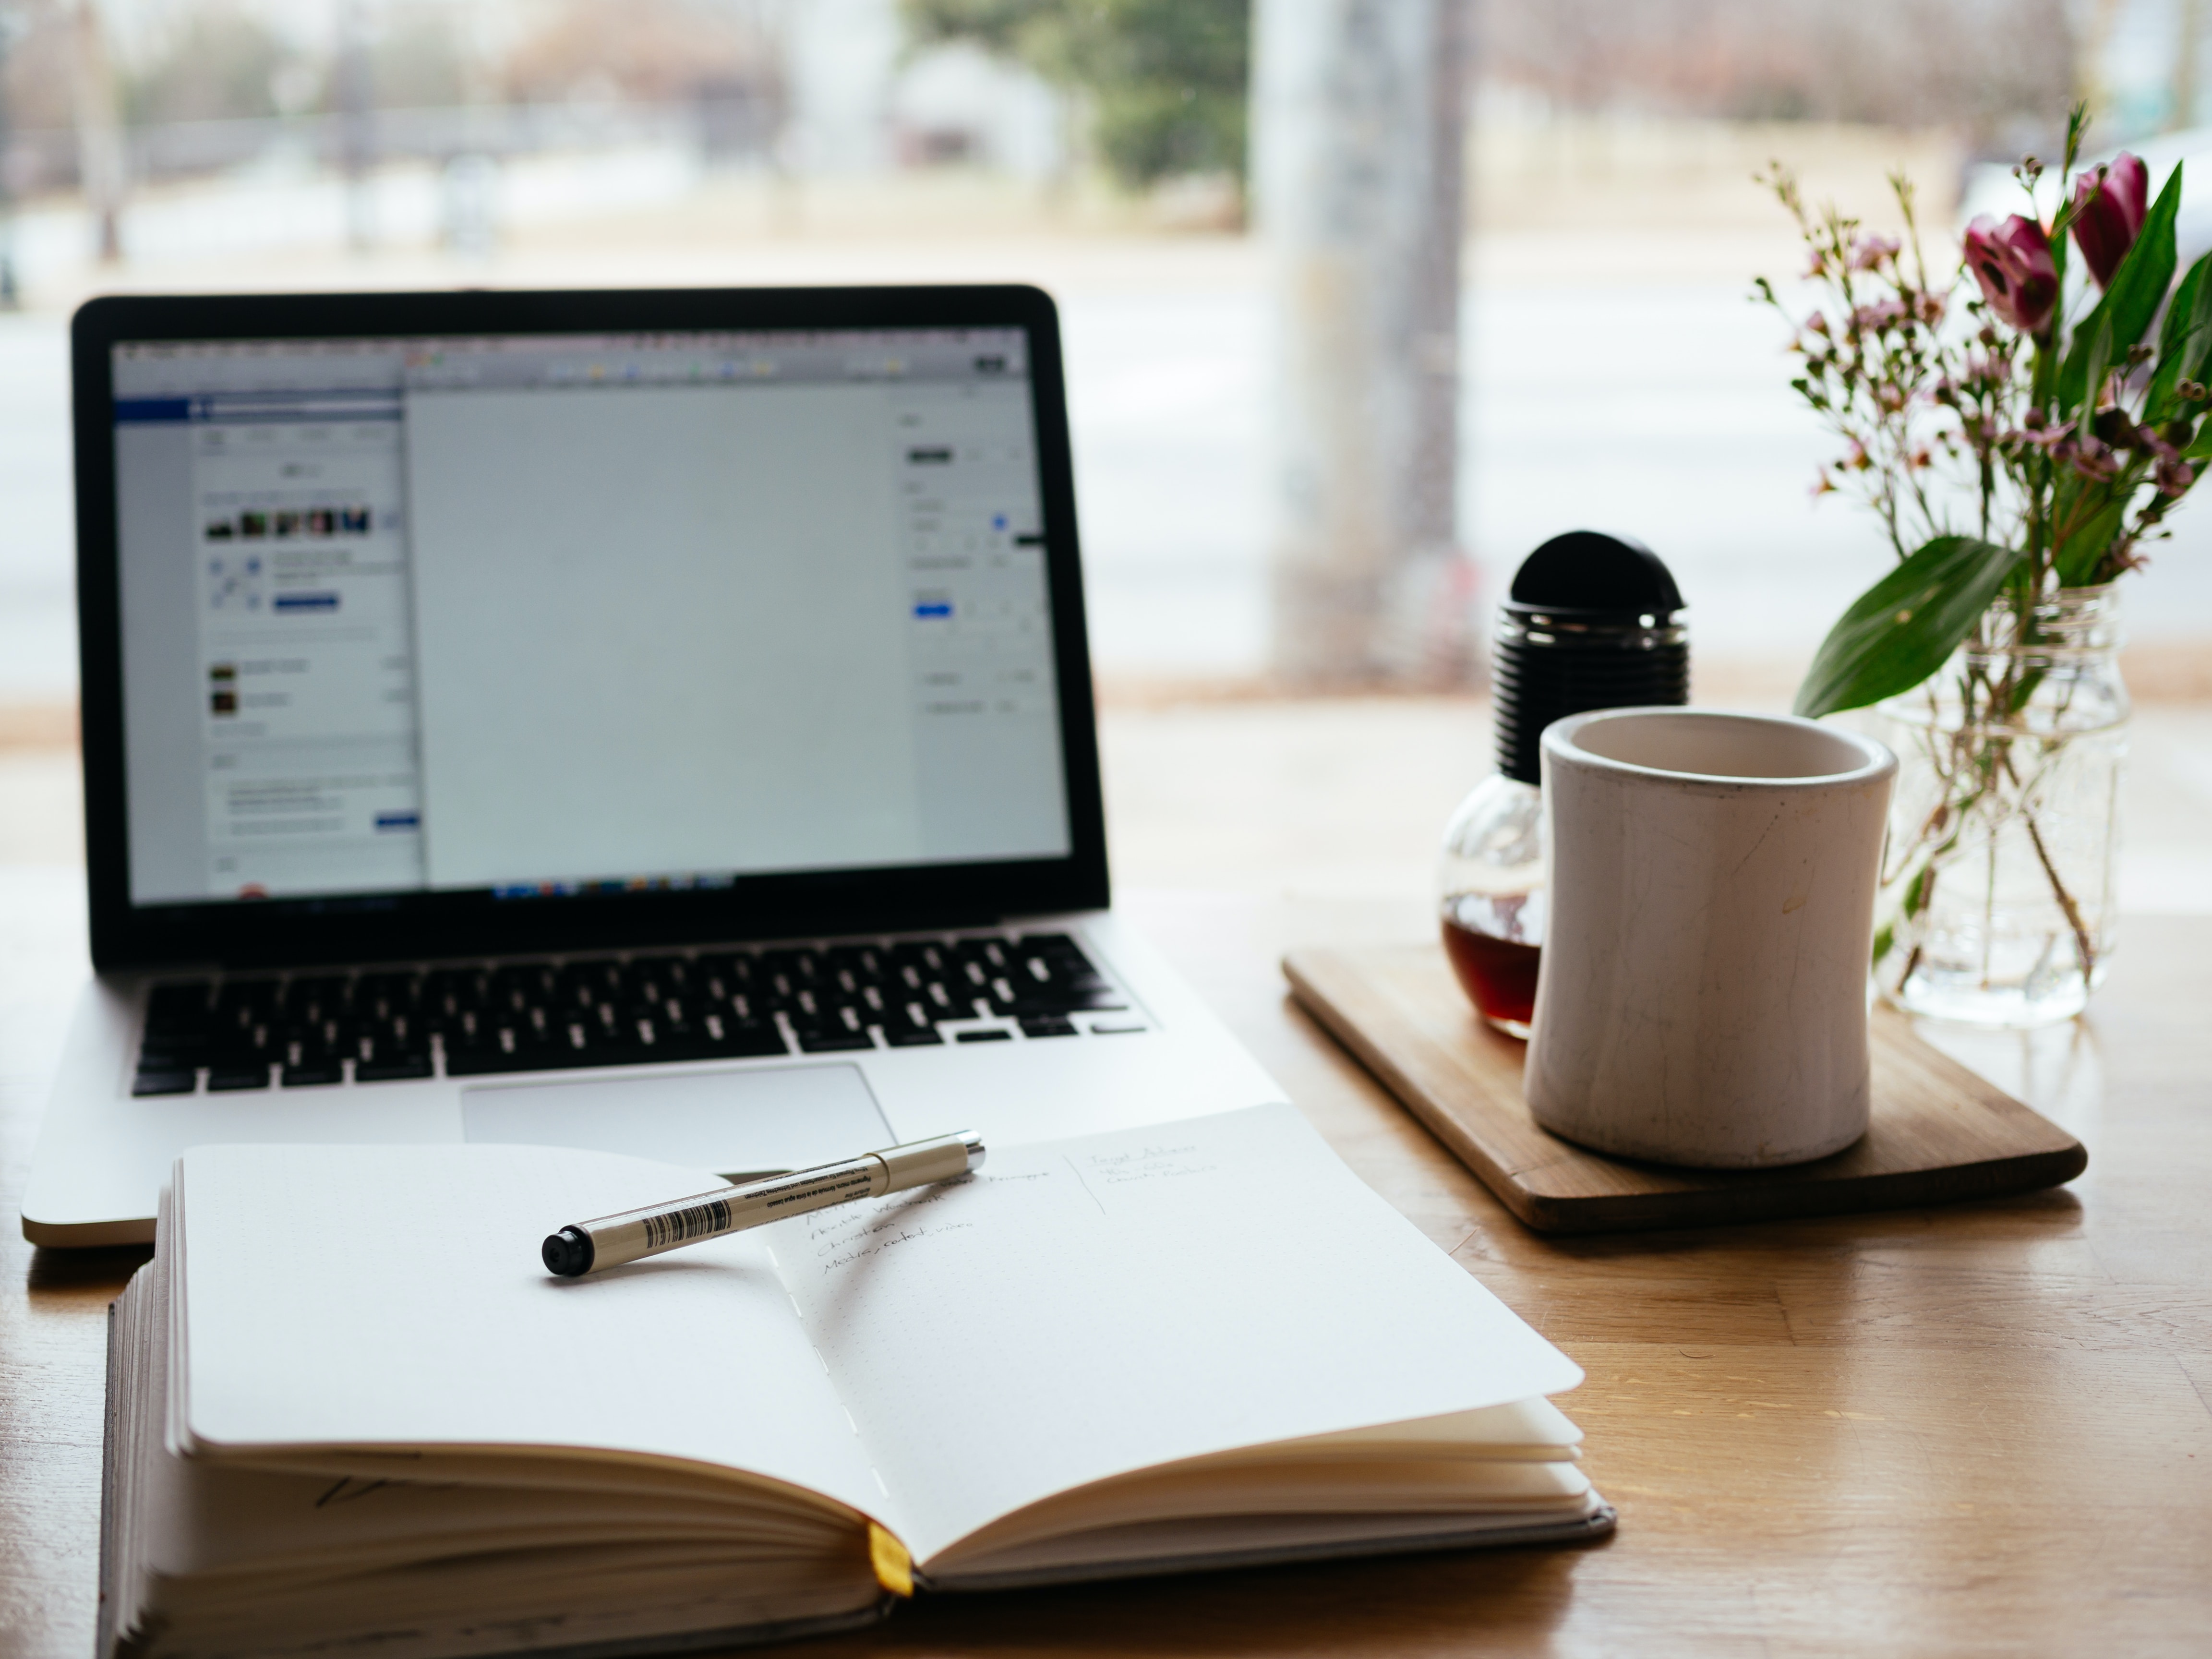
top-left (541, 1130), bottom-right (986, 1277)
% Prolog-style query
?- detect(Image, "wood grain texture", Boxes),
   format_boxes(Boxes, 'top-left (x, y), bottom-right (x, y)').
top-left (4, 876), bottom-right (2210, 1659)
top-left (1285, 942), bottom-right (2088, 1233)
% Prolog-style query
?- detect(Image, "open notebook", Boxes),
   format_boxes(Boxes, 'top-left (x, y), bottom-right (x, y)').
top-left (101, 1106), bottom-right (1613, 1659)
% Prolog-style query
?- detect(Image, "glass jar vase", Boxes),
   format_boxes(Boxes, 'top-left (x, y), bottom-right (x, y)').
top-left (1870, 584), bottom-right (2128, 1026)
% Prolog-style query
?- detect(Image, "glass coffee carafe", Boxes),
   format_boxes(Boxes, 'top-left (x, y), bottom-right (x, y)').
top-left (1440, 532), bottom-right (1689, 1037)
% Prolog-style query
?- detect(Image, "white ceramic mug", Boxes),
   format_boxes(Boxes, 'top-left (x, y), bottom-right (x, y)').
top-left (1523, 708), bottom-right (1898, 1169)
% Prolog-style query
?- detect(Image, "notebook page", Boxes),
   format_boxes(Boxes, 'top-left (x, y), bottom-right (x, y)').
top-left (175, 1143), bottom-right (893, 1529)
top-left (770, 1104), bottom-right (1584, 1564)
top-left (128, 1248), bottom-right (851, 1594)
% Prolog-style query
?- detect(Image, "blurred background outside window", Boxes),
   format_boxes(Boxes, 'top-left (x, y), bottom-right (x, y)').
top-left (0, 0), bottom-right (2207, 908)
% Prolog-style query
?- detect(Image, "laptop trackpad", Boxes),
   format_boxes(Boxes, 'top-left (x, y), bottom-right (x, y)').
top-left (460, 1064), bottom-right (893, 1179)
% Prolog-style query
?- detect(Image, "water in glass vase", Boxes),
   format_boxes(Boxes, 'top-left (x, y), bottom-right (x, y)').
top-left (1871, 585), bottom-right (2128, 1027)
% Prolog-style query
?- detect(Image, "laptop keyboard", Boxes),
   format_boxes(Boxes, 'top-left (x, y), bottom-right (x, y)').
top-left (130, 932), bottom-right (1145, 1096)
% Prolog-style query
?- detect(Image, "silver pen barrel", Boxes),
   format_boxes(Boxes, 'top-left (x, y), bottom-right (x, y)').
top-left (543, 1130), bottom-right (985, 1276)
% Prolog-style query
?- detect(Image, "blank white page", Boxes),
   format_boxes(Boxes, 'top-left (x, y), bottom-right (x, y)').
top-left (768, 1105), bottom-right (1584, 1564)
top-left (176, 1144), bottom-right (894, 1531)
top-left (403, 383), bottom-right (918, 888)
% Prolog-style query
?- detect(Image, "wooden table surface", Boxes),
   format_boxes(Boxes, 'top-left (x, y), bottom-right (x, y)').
top-left (2, 879), bottom-right (2207, 1658)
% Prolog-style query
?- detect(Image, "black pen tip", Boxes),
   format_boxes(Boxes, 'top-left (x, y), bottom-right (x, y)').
top-left (542, 1227), bottom-right (594, 1277)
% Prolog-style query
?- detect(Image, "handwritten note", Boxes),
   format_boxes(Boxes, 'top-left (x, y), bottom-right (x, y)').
top-left (1080, 1141), bottom-right (1219, 1186)
top-left (805, 1185), bottom-right (977, 1275)
top-left (796, 1169), bottom-right (1058, 1276)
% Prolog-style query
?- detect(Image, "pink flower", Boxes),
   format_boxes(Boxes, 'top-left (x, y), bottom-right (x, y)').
top-left (1850, 235), bottom-right (1901, 271)
top-left (2069, 437), bottom-right (2121, 481)
top-left (1851, 298), bottom-right (1908, 334)
top-left (2013, 418), bottom-right (2075, 453)
top-left (1964, 215), bottom-right (2059, 336)
top-left (2156, 455), bottom-right (2197, 496)
top-left (2071, 153), bottom-right (2150, 289)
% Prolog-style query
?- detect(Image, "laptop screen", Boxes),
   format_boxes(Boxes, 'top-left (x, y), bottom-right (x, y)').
top-left (106, 326), bottom-right (1073, 912)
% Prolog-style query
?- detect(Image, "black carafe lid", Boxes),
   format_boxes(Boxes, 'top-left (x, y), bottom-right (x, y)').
top-left (1493, 530), bottom-right (1688, 785)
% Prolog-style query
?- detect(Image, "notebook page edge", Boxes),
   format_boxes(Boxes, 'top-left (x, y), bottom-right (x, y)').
top-left (170, 1142), bottom-right (907, 1542)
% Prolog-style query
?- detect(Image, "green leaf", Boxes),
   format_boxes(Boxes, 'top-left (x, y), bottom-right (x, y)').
top-left (1793, 535), bottom-right (2025, 718)
top-left (2146, 250), bottom-right (2212, 414)
top-left (2079, 314), bottom-right (2114, 425)
top-left (2189, 421), bottom-right (2212, 460)
top-left (2057, 161), bottom-right (2183, 412)
top-left (1903, 865), bottom-right (1933, 918)
top-left (2056, 491), bottom-right (2127, 587)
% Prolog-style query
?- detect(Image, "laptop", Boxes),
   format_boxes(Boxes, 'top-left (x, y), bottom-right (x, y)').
top-left (24, 284), bottom-right (1286, 1247)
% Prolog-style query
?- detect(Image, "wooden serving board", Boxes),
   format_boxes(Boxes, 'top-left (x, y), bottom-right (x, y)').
top-left (1283, 943), bottom-right (2087, 1234)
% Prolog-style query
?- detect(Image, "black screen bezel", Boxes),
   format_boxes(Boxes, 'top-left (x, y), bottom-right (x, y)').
top-left (74, 284), bottom-right (1108, 972)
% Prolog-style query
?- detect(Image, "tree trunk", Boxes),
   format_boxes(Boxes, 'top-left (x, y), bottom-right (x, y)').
top-left (0, 25), bottom-right (17, 305)
top-left (1251, 0), bottom-right (1472, 685)
top-left (337, 0), bottom-right (376, 252)
top-left (72, 0), bottom-right (123, 265)
top-left (2173, 0), bottom-right (2202, 133)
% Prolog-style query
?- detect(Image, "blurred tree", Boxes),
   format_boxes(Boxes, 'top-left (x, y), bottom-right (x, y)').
top-left (0, 2), bottom-right (19, 303)
top-left (0, 1), bottom-right (85, 211)
top-left (506, 0), bottom-right (784, 107)
top-left (72, 0), bottom-right (121, 259)
top-left (1254, 0), bottom-right (1471, 685)
top-left (1481, 0), bottom-right (2074, 153)
top-left (370, 11), bottom-right (469, 110)
top-left (901, 0), bottom-right (1249, 189)
top-left (0, 0), bottom-right (75, 133)
top-left (2173, 0), bottom-right (2200, 133)
top-left (334, 0), bottom-right (371, 249)
top-left (122, 3), bottom-right (293, 126)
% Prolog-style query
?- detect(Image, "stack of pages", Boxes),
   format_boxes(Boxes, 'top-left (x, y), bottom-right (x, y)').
top-left (102, 1105), bottom-right (1612, 1659)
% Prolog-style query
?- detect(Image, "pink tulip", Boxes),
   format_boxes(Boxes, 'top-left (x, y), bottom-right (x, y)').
top-left (1964, 214), bottom-right (2059, 336)
top-left (2070, 153), bottom-right (2149, 289)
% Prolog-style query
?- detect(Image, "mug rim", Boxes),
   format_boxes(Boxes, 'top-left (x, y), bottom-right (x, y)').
top-left (1542, 706), bottom-right (1897, 789)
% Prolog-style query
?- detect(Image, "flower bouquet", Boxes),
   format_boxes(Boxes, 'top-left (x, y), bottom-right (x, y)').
top-left (1756, 108), bottom-right (2208, 1023)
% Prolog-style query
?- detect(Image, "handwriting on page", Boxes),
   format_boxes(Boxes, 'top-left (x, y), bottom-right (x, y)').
top-left (800, 1171), bottom-right (1051, 1277)
top-left (1082, 1143), bottom-right (1219, 1185)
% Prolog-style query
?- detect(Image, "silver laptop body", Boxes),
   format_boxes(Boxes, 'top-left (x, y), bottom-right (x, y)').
top-left (25, 285), bottom-right (1283, 1246)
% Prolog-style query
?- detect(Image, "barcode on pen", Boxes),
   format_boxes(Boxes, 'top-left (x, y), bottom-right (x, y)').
top-left (641, 1198), bottom-right (732, 1250)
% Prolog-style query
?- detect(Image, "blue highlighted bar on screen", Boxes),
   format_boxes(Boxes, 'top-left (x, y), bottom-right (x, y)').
top-left (114, 398), bottom-right (194, 423)
top-left (272, 593), bottom-right (340, 613)
top-left (914, 602), bottom-right (952, 618)
top-left (115, 392), bottom-right (402, 424)
top-left (373, 812), bottom-right (420, 832)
